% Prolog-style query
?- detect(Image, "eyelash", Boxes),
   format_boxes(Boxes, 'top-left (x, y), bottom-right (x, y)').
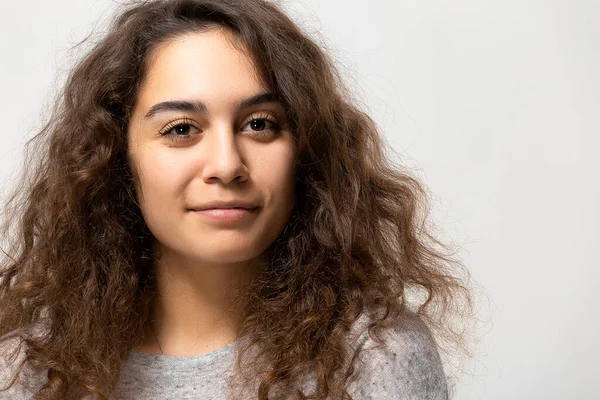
top-left (157, 113), bottom-right (282, 142)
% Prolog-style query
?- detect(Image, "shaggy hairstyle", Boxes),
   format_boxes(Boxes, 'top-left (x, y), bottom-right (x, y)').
top-left (0, 0), bottom-right (475, 399)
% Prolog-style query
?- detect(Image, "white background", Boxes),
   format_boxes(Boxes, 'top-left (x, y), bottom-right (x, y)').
top-left (0, 1), bottom-right (598, 399)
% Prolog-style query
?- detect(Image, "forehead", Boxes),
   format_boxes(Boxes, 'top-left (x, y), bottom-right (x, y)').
top-left (137, 28), bottom-right (265, 107)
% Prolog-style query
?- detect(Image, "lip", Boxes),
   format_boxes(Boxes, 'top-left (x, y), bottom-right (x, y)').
top-left (191, 207), bottom-right (259, 222)
top-left (191, 200), bottom-right (258, 211)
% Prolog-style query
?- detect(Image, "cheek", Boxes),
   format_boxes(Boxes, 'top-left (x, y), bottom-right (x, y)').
top-left (260, 146), bottom-right (297, 208)
top-left (131, 149), bottom-right (190, 217)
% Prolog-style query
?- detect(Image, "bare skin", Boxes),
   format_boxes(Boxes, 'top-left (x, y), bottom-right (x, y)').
top-left (127, 27), bottom-right (297, 356)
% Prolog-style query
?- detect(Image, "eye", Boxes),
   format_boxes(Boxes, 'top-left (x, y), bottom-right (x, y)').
top-left (158, 118), bottom-right (200, 142)
top-left (241, 113), bottom-right (282, 137)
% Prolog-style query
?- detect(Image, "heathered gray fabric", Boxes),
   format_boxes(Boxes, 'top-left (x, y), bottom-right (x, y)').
top-left (1, 311), bottom-right (448, 399)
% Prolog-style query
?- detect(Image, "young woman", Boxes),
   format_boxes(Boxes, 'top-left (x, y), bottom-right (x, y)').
top-left (0, 0), bottom-right (474, 399)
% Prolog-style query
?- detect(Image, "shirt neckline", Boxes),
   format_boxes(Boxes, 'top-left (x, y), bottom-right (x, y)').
top-left (126, 334), bottom-right (249, 370)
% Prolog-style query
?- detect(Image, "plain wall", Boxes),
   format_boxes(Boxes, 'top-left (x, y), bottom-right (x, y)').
top-left (0, 1), bottom-right (598, 399)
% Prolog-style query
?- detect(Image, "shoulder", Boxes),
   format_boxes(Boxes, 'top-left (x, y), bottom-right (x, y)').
top-left (348, 310), bottom-right (449, 400)
top-left (0, 331), bottom-right (26, 381)
top-left (0, 330), bottom-right (48, 399)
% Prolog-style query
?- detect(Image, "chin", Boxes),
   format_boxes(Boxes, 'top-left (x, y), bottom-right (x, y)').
top-left (188, 246), bottom-right (265, 265)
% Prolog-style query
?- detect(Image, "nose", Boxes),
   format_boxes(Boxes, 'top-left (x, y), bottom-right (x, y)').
top-left (200, 122), bottom-right (249, 184)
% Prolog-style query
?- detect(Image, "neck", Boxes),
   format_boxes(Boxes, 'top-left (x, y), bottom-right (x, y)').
top-left (140, 246), bottom-right (263, 356)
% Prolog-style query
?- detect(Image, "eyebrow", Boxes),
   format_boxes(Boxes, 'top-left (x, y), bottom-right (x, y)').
top-left (143, 91), bottom-right (281, 119)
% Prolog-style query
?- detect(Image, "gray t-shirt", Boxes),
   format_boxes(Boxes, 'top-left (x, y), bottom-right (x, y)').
top-left (1, 312), bottom-right (448, 399)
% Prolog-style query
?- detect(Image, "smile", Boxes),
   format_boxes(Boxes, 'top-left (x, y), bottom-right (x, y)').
top-left (192, 207), bottom-right (259, 222)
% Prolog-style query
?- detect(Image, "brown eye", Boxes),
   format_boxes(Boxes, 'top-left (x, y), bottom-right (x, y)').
top-left (158, 118), bottom-right (200, 142)
top-left (173, 124), bottom-right (192, 135)
top-left (241, 116), bottom-right (281, 137)
top-left (250, 119), bottom-right (267, 131)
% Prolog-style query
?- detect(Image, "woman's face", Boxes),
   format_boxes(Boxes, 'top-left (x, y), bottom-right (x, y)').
top-left (127, 28), bottom-right (297, 265)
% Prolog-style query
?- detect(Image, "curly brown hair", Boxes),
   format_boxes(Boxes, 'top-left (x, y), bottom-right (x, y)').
top-left (0, 0), bottom-right (477, 399)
